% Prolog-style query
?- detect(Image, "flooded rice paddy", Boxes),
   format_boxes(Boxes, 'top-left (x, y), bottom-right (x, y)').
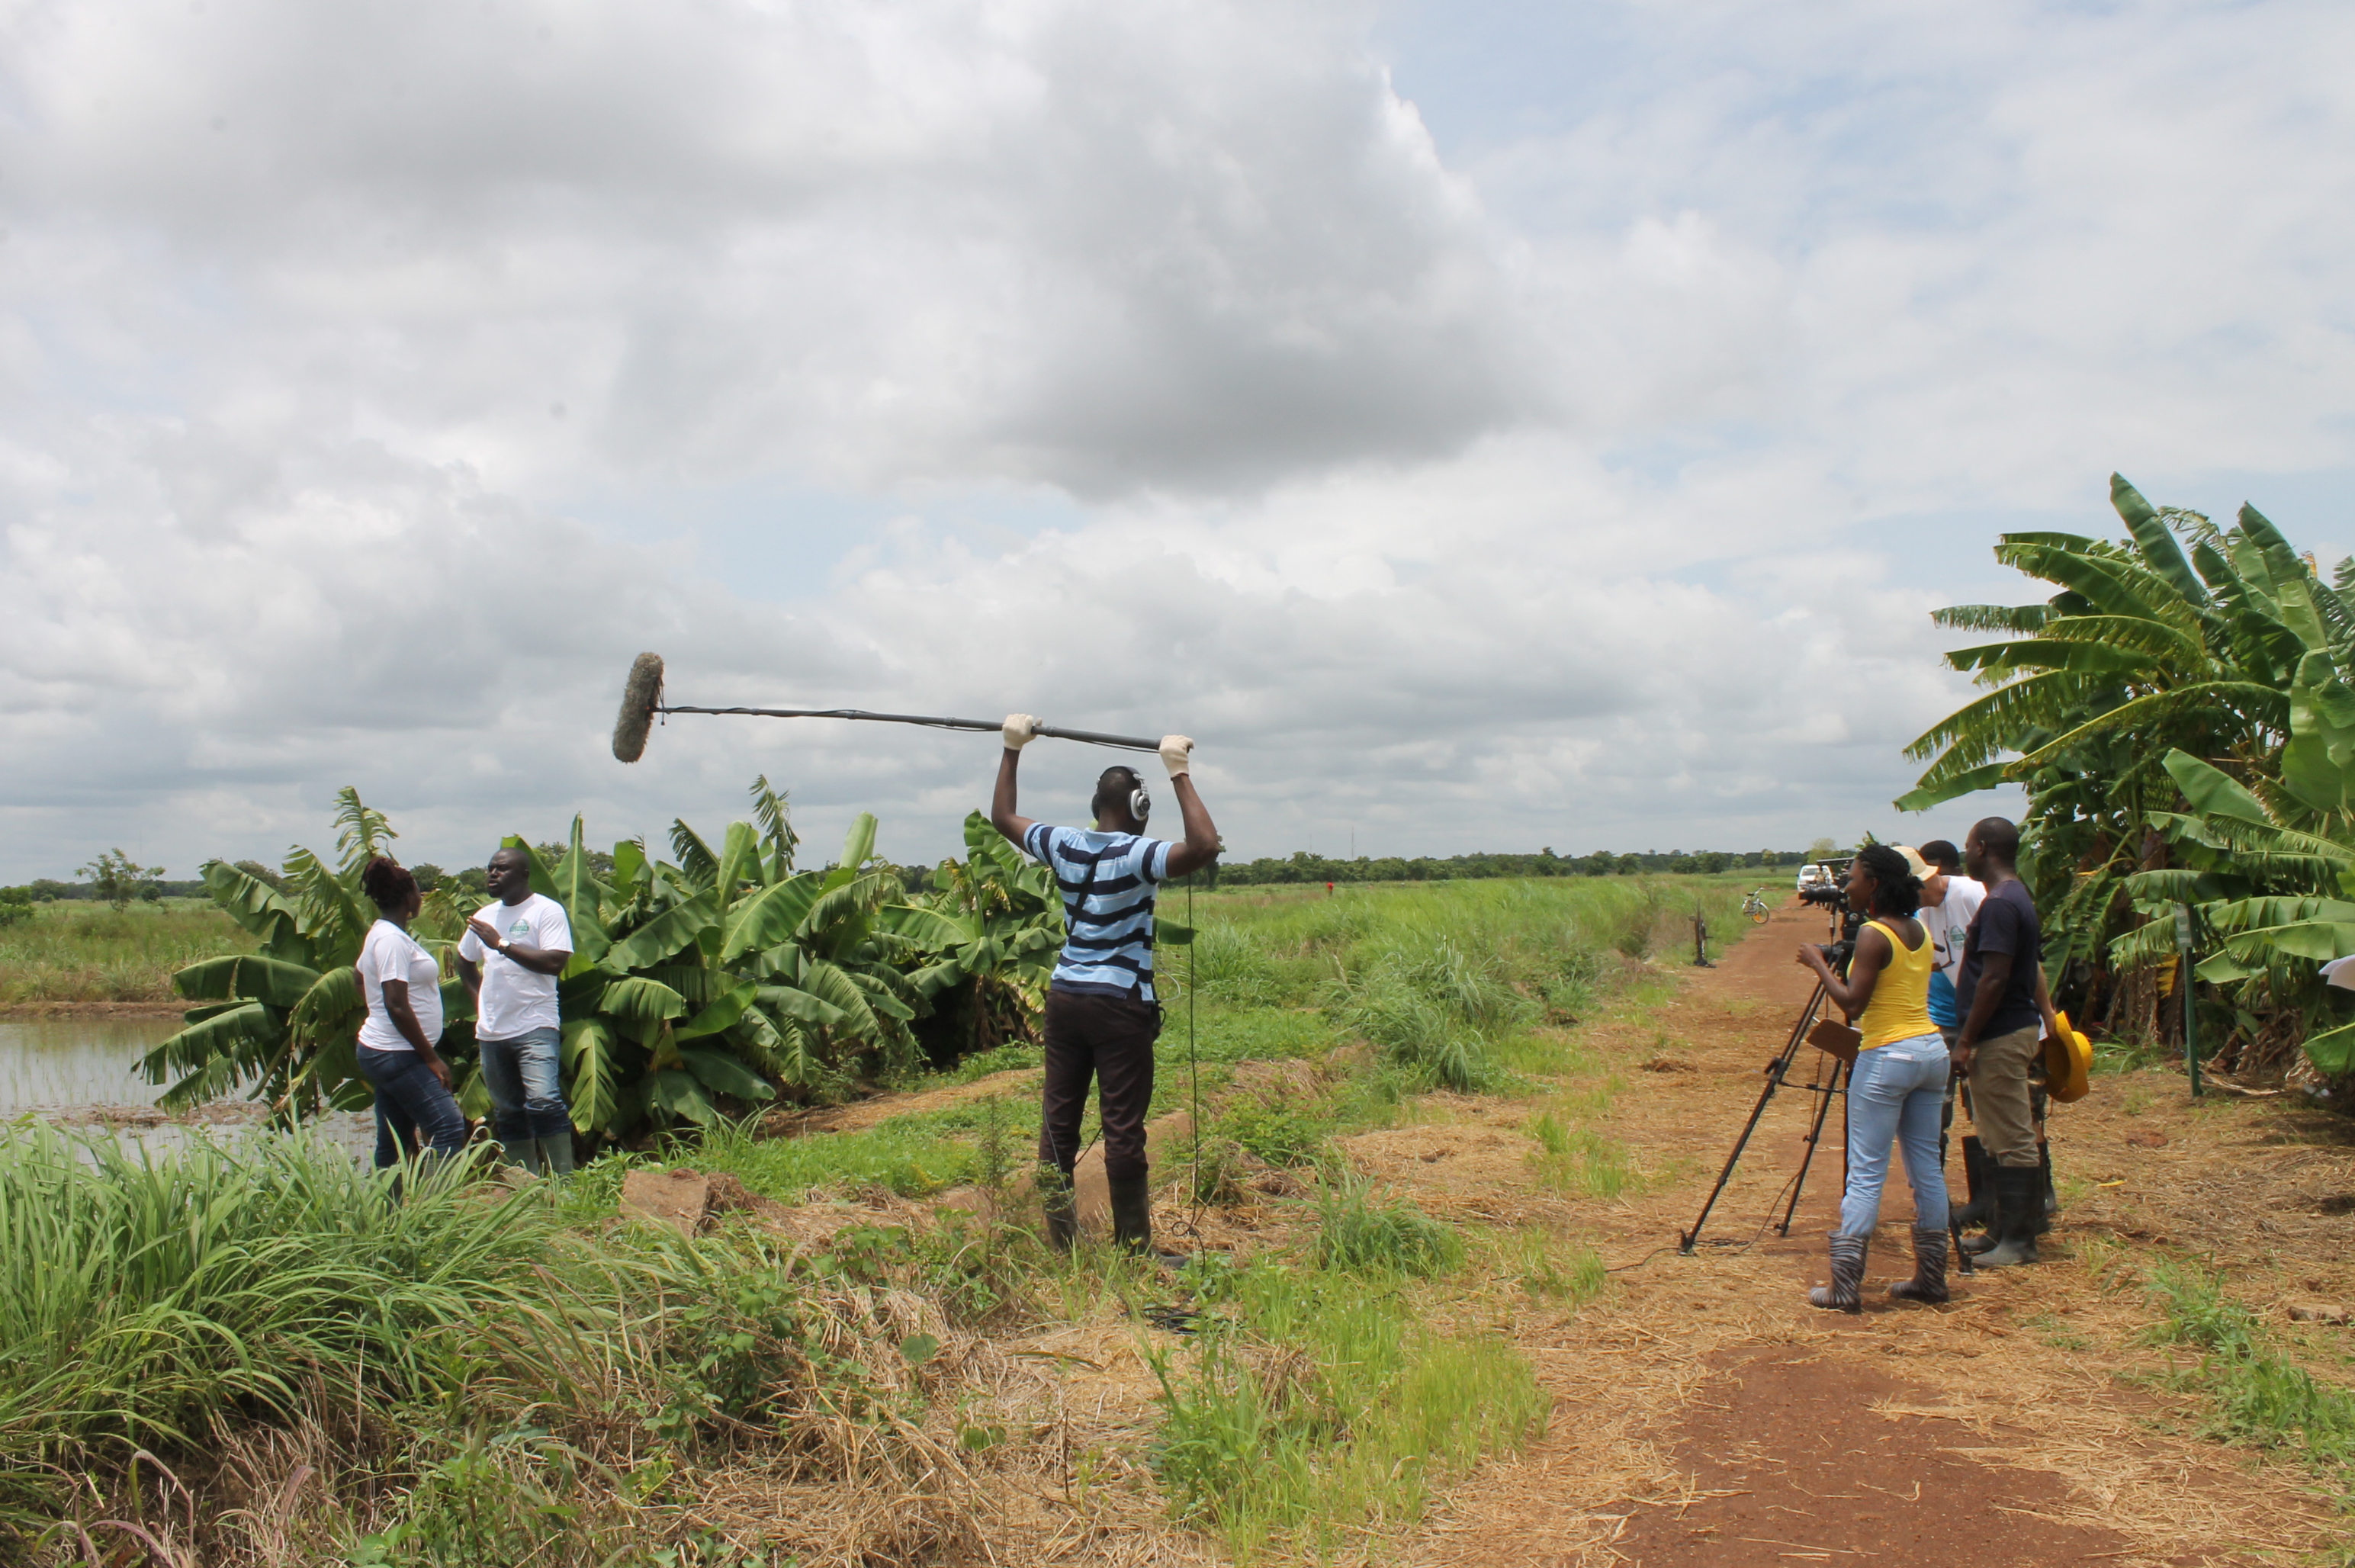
top-left (1, 1014), bottom-right (375, 1157)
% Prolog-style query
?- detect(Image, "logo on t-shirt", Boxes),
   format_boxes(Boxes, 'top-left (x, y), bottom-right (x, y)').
top-left (508, 916), bottom-right (532, 944)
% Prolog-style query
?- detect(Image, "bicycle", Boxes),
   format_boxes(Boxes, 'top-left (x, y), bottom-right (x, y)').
top-left (1743, 888), bottom-right (1772, 924)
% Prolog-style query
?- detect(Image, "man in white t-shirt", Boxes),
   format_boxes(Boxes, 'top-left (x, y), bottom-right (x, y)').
top-left (1917, 839), bottom-right (1986, 1046)
top-left (457, 846), bottom-right (576, 1176)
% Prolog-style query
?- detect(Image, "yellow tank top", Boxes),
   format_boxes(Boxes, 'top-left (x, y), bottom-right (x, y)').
top-left (1858, 917), bottom-right (1936, 1049)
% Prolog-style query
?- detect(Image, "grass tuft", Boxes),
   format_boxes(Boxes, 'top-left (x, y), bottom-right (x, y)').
top-left (2143, 1261), bottom-right (2355, 1476)
top-left (1314, 1179), bottom-right (1464, 1277)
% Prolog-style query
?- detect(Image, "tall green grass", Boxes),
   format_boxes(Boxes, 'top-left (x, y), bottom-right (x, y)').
top-left (0, 901), bottom-right (253, 1004)
top-left (0, 1128), bottom-right (620, 1509)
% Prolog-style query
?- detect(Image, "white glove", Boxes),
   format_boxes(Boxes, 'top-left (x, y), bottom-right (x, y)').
top-left (1003, 713), bottom-right (1042, 750)
top-left (1159, 734), bottom-right (1194, 777)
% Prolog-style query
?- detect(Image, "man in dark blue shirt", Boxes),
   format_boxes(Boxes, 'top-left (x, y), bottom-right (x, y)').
top-left (1952, 816), bottom-right (2045, 1267)
top-left (993, 715), bottom-right (1221, 1258)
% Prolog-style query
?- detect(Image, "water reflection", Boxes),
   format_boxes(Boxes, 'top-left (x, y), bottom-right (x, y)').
top-left (0, 1014), bottom-right (374, 1159)
top-left (0, 1014), bottom-right (178, 1110)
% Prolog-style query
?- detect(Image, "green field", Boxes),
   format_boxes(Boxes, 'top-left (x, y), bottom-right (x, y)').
top-left (0, 899), bottom-right (253, 1006)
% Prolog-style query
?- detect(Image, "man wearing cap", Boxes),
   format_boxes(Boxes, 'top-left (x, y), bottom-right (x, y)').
top-left (991, 717), bottom-right (1221, 1259)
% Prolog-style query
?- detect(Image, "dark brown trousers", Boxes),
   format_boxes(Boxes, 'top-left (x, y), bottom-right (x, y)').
top-left (1037, 990), bottom-right (1161, 1184)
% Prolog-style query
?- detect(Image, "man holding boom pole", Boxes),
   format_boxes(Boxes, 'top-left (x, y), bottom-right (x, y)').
top-left (993, 715), bottom-right (1221, 1258)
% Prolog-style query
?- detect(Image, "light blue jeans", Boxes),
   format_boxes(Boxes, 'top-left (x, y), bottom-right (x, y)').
top-left (478, 1026), bottom-right (570, 1145)
top-left (1837, 1031), bottom-right (1952, 1239)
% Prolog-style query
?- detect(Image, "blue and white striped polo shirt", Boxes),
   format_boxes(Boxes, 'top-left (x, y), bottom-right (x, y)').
top-left (1022, 824), bottom-right (1173, 1001)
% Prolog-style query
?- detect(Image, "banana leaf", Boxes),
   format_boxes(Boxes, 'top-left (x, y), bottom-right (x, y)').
top-left (173, 954), bottom-right (323, 1007)
top-left (679, 1046), bottom-right (775, 1102)
top-left (676, 980), bottom-right (758, 1041)
top-left (647, 1068), bottom-right (719, 1124)
top-left (721, 872), bottom-right (824, 961)
top-left (604, 890), bottom-right (719, 969)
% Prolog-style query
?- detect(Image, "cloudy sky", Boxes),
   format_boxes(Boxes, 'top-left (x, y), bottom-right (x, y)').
top-left (2, 0), bottom-right (2350, 881)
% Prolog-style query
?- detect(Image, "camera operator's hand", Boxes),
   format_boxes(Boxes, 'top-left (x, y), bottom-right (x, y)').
top-left (1794, 942), bottom-right (1831, 976)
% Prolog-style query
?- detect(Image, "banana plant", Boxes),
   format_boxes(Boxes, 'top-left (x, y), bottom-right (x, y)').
top-left (522, 794), bottom-right (945, 1138)
top-left (2119, 750), bottom-right (2355, 1074)
top-left (156, 781), bottom-right (1020, 1142)
top-left (892, 811), bottom-right (1065, 1054)
top-left (1897, 474), bottom-right (2355, 1049)
top-left (143, 789), bottom-right (415, 1121)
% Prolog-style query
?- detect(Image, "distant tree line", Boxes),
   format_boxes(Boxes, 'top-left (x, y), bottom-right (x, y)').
top-left (6, 840), bottom-right (1821, 914)
top-left (1197, 847), bottom-right (1815, 887)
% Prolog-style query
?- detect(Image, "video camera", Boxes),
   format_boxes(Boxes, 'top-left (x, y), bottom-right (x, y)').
top-left (1797, 881), bottom-right (1866, 975)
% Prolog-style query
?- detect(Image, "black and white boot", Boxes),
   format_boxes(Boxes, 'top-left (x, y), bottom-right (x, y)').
top-left (1887, 1225), bottom-right (1950, 1303)
top-left (1808, 1233), bottom-right (1869, 1313)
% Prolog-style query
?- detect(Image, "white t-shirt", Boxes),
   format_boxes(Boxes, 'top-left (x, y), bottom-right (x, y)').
top-left (1926, 875), bottom-right (1986, 982)
top-left (458, 893), bottom-right (573, 1038)
top-left (356, 918), bottom-right (445, 1052)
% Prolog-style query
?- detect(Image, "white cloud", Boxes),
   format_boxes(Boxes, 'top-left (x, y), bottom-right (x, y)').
top-left (2, 0), bottom-right (2345, 879)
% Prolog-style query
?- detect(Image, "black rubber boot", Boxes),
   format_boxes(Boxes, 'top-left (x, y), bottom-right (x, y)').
top-left (542, 1134), bottom-right (576, 1179)
top-left (1109, 1170), bottom-right (1155, 1257)
top-left (1039, 1165), bottom-right (1078, 1252)
top-left (1949, 1136), bottom-right (1994, 1232)
top-left (1974, 1166), bottom-right (2043, 1268)
top-left (1808, 1233), bottom-right (1868, 1313)
top-left (1888, 1225), bottom-right (1950, 1303)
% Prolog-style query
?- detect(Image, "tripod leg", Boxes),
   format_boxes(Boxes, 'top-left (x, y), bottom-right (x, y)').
top-left (1779, 1056), bottom-right (1843, 1235)
top-left (1682, 980), bottom-right (1826, 1252)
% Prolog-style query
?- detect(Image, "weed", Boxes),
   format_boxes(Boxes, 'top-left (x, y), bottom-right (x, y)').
top-left (1314, 1181), bottom-right (1464, 1277)
top-left (1526, 1111), bottom-right (1635, 1198)
top-left (0, 901), bottom-right (253, 1004)
top-left (1221, 1097), bottom-right (1332, 1168)
top-left (2143, 1261), bottom-right (2355, 1476)
top-left (1188, 923), bottom-right (1287, 1006)
top-left (1150, 1255), bottom-right (1544, 1556)
top-left (949, 1042), bottom-right (1044, 1083)
top-left (1512, 1236), bottom-right (1607, 1303)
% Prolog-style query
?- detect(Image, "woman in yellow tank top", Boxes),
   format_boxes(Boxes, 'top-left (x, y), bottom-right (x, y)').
top-left (1793, 843), bottom-right (1952, 1313)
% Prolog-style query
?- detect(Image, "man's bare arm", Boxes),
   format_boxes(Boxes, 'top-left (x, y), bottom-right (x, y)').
top-left (991, 715), bottom-right (1040, 847)
top-left (991, 749), bottom-right (1038, 847)
top-left (1163, 774), bottom-right (1220, 879)
top-left (1954, 950), bottom-right (2014, 1071)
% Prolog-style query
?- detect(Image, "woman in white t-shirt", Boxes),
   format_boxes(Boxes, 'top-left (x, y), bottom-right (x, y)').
top-left (355, 858), bottom-right (468, 1168)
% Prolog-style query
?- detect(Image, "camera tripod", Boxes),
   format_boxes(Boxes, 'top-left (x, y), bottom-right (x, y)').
top-left (1676, 975), bottom-right (1849, 1252)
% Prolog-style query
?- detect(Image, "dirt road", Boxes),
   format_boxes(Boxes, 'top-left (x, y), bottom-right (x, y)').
top-left (1393, 898), bottom-right (2337, 1567)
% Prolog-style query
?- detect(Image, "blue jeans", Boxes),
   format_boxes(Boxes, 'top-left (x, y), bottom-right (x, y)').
top-left (357, 1046), bottom-right (469, 1169)
top-left (1837, 1033), bottom-right (1952, 1239)
top-left (479, 1026), bottom-right (570, 1145)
